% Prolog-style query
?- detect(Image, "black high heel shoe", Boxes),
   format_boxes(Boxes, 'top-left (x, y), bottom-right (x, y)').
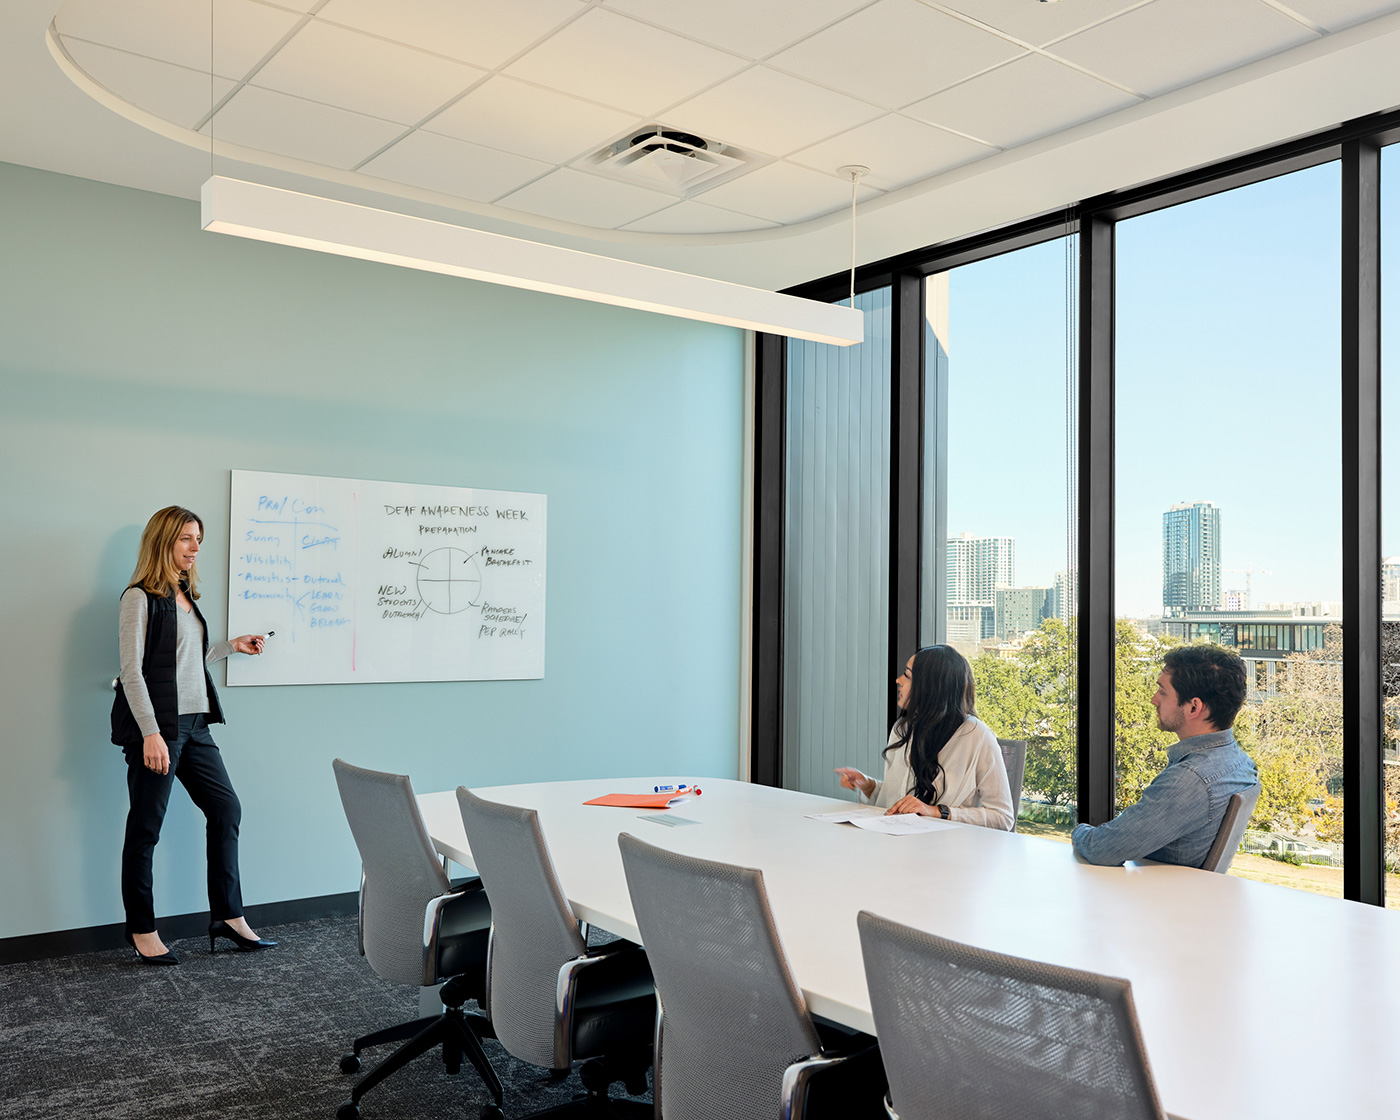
top-left (209, 919), bottom-right (277, 952)
top-left (124, 930), bottom-right (179, 966)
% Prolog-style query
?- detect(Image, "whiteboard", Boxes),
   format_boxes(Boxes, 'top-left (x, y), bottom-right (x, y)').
top-left (225, 470), bottom-right (545, 685)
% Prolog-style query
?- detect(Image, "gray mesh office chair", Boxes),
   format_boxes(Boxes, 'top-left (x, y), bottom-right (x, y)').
top-left (857, 909), bottom-right (1174, 1120)
top-left (332, 760), bottom-right (502, 1120)
top-left (456, 787), bottom-right (655, 1119)
top-left (996, 738), bottom-right (1027, 831)
top-left (1199, 784), bottom-right (1261, 873)
top-left (618, 832), bottom-right (880, 1120)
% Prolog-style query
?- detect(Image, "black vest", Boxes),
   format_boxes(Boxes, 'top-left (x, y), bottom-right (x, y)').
top-left (110, 586), bottom-right (225, 747)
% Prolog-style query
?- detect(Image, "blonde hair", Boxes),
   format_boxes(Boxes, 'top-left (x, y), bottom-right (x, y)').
top-left (130, 506), bottom-right (204, 600)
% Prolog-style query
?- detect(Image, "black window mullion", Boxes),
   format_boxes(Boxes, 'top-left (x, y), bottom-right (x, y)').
top-left (751, 332), bottom-right (787, 787)
top-left (1078, 216), bottom-right (1116, 826)
top-left (1341, 138), bottom-right (1383, 904)
top-left (889, 274), bottom-right (925, 727)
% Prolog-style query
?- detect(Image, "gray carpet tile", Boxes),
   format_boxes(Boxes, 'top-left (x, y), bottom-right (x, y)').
top-left (0, 915), bottom-right (650, 1120)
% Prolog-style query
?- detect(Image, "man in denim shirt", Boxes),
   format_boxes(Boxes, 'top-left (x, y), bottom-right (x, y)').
top-left (1073, 644), bottom-right (1259, 867)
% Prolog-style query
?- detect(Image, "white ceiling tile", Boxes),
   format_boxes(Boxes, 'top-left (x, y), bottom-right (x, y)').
top-left (426, 76), bottom-right (640, 164)
top-left (904, 54), bottom-right (1138, 149)
top-left (250, 21), bottom-right (485, 126)
top-left (1272, 0), bottom-right (1400, 31)
top-left (668, 67), bottom-right (883, 157)
top-left (770, 0), bottom-right (1024, 109)
top-left (360, 131), bottom-right (552, 201)
top-left (1050, 0), bottom-right (1318, 97)
top-left (503, 8), bottom-right (748, 116)
top-left (601, 0), bottom-right (871, 59)
top-left (60, 38), bottom-right (237, 130)
top-left (621, 200), bottom-right (781, 233)
top-left (929, 0), bottom-right (1149, 47)
top-left (789, 113), bottom-right (995, 190)
top-left (316, 0), bottom-right (585, 69)
top-left (695, 161), bottom-right (881, 225)
top-left (495, 167), bottom-right (677, 227)
top-left (204, 85), bottom-right (407, 169)
top-left (54, 0), bottom-right (301, 78)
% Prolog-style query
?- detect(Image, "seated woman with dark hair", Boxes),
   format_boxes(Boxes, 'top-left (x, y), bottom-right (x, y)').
top-left (836, 645), bottom-right (1014, 831)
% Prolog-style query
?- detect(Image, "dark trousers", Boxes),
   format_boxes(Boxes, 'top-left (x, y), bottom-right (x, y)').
top-left (121, 714), bottom-right (243, 934)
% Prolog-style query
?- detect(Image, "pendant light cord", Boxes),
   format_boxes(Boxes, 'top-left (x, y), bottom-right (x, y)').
top-left (209, 0), bottom-right (214, 179)
top-left (839, 166), bottom-right (869, 309)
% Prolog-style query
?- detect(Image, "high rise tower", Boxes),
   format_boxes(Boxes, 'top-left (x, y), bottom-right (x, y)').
top-left (946, 534), bottom-right (1014, 642)
top-left (947, 533), bottom-right (1015, 605)
top-left (1162, 501), bottom-right (1221, 615)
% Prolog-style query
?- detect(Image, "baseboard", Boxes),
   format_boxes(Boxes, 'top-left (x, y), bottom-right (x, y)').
top-left (0, 890), bottom-right (359, 965)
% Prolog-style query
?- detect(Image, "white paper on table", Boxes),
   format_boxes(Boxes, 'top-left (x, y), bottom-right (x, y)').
top-left (805, 806), bottom-right (887, 824)
top-left (849, 813), bottom-right (957, 835)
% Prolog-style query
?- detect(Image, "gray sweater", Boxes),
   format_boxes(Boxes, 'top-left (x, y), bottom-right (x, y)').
top-left (118, 587), bottom-right (233, 739)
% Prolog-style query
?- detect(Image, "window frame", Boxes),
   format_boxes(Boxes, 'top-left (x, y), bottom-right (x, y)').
top-left (752, 106), bottom-right (1400, 905)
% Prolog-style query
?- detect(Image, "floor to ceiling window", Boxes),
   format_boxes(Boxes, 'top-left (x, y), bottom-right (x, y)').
top-left (781, 287), bottom-right (892, 798)
top-left (922, 237), bottom-right (1078, 834)
top-left (1116, 163), bottom-right (1350, 897)
top-left (757, 112), bottom-right (1399, 906)
top-left (1381, 141), bottom-right (1399, 907)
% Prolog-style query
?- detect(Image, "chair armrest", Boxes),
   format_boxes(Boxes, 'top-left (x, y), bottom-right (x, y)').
top-left (781, 1037), bottom-right (882, 1120)
top-left (780, 1055), bottom-right (848, 1120)
top-left (553, 943), bottom-right (650, 1068)
top-left (421, 878), bottom-right (488, 987)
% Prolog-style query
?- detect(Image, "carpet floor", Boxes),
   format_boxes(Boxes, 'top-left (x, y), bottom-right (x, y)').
top-left (0, 914), bottom-right (650, 1120)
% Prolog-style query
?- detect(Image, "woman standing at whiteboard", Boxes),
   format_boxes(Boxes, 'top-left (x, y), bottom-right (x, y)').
top-left (834, 645), bottom-right (1014, 830)
top-left (110, 505), bottom-right (275, 965)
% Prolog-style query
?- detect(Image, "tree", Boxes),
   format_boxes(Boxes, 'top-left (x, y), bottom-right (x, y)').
top-left (972, 618), bottom-right (1077, 807)
top-left (1240, 626), bottom-right (1342, 834)
top-left (1112, 621), bottom-right (1176, 808)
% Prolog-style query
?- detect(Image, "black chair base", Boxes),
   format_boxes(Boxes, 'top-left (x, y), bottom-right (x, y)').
top-left (502, 1054), bottom-right (651, 1120)
top-left (337, 980), bottom-right (501, 1120)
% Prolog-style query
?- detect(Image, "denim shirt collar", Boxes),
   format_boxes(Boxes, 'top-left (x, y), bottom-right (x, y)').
top-left (1168, 728), bottom-right (1236, 763)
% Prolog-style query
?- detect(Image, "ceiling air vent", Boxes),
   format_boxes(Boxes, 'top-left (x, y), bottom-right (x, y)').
top-left (590, 128), bottom-right (745, 195)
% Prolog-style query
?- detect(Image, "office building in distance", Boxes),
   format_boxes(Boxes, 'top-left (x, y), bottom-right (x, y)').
top-left (946, 534), bottom-right (1014, 645)
top-left (1163, 501), bottom-right (1221, 616)
top-left (1054, 568), bottom-right (1076, 624)
top-left (1385, 557), bottom-right (1400, 620)
top-left (995, 586), bottom-right (1056, 640)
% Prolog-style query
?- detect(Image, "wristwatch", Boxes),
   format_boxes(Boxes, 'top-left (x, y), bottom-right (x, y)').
top-left (937, 804), bottom-right (951, 821)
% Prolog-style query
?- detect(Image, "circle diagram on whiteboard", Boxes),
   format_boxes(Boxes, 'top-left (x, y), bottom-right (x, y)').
top-left (415, 547), bottom-right (483, 614)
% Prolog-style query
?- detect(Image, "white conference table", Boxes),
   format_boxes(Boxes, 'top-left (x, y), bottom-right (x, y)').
top-left (418, 777), bottom-right (1400, 1120)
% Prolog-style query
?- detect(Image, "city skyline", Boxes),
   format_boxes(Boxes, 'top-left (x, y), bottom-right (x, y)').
top-left (942, 161), bottom-right (1394, 620)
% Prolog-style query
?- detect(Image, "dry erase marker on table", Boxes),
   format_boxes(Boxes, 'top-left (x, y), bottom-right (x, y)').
top-left (654, 783), bottom-right (691, 793)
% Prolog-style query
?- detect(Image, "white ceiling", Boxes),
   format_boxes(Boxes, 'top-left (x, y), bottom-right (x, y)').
top-left (4, 0), bottom-right (1400, 289)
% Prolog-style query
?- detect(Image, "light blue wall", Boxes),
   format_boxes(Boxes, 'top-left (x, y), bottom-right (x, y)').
top-left (0, 162), bottom-right (744, 940)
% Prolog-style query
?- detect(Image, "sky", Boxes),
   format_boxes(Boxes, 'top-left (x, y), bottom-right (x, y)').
top-left (939, 150), bottom-right (1400, 620)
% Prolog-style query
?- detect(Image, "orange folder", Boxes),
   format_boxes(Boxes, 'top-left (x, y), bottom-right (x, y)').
top-left (583, 790), bottom-right (702, 809)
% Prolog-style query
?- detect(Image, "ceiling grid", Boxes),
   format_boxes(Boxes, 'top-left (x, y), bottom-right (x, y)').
top-left (22, 0), bottom-right (1400, 275)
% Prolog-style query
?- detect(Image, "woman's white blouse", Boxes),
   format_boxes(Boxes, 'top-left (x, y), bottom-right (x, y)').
top-left (860, 715), bottom-right (1015, 831)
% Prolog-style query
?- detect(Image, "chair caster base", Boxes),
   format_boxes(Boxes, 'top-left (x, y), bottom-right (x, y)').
top-left (480, 1106), bottom-right (505, 1120)
top-left (336, 1103), bottom-right (360, 1120)
top-left (339, 1053), bottom-right (361, 1074)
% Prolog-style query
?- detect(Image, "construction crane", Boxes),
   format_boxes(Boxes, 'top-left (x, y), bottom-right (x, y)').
top-left (1224, 564), bottom-right (1272, 610)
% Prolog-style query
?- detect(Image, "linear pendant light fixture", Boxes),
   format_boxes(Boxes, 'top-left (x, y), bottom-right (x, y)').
top-left (200, 177), bottom-right (863, 346)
